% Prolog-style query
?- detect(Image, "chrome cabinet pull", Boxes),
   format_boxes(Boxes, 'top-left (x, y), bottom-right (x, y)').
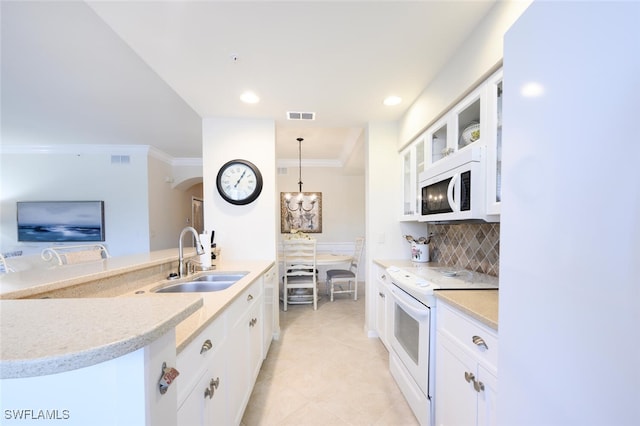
top-left (464, 371), bottom-right (485, 393)
top-left (472, 335), bottom-right (488, 350)
top-left (249, 317), bottom-right (258, 327)
top-left (464, 371), bottom-right (475, 383)
top-left (204, 377), bottom-right (220, 399)
top-left (378, 292), bottom-right (385, 298)
top-left (200, 339), bottom-right (213, 354)
top-left (247, 294), bottom-right (254, 302)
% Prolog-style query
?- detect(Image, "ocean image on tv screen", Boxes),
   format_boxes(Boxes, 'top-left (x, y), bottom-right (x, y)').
top-left (17, 202), bottom-right (104, 242)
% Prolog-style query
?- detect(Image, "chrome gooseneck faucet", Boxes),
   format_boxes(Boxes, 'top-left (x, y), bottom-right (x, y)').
top-left (178, 226), bottom-right (205, 278)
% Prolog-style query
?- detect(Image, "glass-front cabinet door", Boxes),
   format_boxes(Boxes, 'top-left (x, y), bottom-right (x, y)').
top-left (429, 117), bottom-right (449, 165)
top-left (415, 137), bottom-right (425, 213)
top-left (485, 68), bottom-right (503, 215)
top-left (426, 85), bottom-right (485, 168)
top-left (400, 135), bottom-right (426, 220)
top-left (402, 146), bottom-right (414, 217)
top-left (453, 86), bottom-right (484, 152)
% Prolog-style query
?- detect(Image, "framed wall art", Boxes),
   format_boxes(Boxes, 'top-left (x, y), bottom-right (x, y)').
top-left (17, 201), bottom-right (105, 242)
top-left (280, 192), bottom-right (322, 233)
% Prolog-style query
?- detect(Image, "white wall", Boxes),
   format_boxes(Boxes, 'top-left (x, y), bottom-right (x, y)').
top-left (202, 117), bottom-right (277, 261)
top-left (276, 167), bottom-right (364, 243)
top-left (147, 155), bottom-right (198, 251)
top-left (0, 146), bottom-right (150, 257)
top-left (398, 0), bottom-right (532, 148)
top-left (365, 122), bottom-right (429, 332)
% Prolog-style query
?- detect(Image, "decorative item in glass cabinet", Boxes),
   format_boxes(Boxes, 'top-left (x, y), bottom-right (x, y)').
top-left (460, 122), bottom-right (480, 146)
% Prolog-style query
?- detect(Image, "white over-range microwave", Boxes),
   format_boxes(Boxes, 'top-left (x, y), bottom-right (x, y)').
top-left (419, 145), bottom-right (497, 222)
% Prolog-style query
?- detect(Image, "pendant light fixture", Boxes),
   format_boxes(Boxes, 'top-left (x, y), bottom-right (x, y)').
top-left (282, 137), bottom-right (322, 233)
top-left (296, 137), bottom-right (304, 192)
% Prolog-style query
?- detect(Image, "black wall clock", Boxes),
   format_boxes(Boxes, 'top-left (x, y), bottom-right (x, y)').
top-left (216, 159), bottom-right (263, 205)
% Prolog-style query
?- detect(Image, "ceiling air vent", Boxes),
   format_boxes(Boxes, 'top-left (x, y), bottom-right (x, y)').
top-left (111, 155), bottom-right (130, 164)
top-left (287, 111), bottom-right (315, 121)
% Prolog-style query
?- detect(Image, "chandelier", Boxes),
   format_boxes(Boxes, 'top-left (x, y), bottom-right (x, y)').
top-left (281, 137), bottom-right (322, 233)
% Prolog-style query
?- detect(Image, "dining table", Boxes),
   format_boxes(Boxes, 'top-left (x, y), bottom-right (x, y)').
top-left (314, 253), bottom-right (352, 266)
top-left (278, 252), bottom-right (352, 305)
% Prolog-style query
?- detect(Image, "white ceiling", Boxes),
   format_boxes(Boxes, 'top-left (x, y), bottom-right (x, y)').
top-left (1, 1), bottom-right (498, 172)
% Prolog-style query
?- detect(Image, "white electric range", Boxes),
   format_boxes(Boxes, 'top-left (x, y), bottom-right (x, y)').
top-left (385, 264), bottom-right (498, 426)
top-left (386, 265), bottom-right (499, 306)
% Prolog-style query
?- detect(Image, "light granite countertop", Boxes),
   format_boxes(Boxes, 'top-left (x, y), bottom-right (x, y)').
top-left (0, 295), bottom-right (202, 379)
top-left (434, 290), bottom-right (498, 330)
top-left (0, 249), bottom-right (274, 379)
top-left (0, 248), bottom-right (188, 299)
top-left (374, 259), bottom-right (499, 330)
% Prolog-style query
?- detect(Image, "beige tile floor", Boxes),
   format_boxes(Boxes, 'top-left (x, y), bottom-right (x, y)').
top-left (241, 284), bottom-right (419, 426)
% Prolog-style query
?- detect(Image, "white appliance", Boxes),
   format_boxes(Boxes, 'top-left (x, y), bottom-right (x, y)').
top-left (419, 145), bottom-right (496, 222)
top-left (386, 265), bottom-right (498, 426)
top-left (499, 2), bottom-right (640, 425)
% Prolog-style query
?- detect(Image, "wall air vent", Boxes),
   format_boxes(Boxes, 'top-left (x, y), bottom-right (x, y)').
top-left (287, 111), bottom-right (315, 121)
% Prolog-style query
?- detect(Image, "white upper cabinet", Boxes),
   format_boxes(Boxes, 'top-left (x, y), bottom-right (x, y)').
top-left (427, 84), bottom-right (486, 168)
top-left (400, 67), bottom-right (504, 221)
top-left (427, 115), bottom-right (450, 165)
top-left (400, 135), bottom-right (425, 220)
top-left (453, 86), bottom-right (485, 155)
top-left (485, 69), bottom-right (503, 215)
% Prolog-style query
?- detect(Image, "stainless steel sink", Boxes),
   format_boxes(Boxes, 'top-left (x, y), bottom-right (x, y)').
top-left (192, 272), bottom-right (248, 283)
top-left (153, 271), bottom-right (248, 293)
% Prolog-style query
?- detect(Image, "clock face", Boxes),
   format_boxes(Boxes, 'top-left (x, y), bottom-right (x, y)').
top-left (216, 160), bottom-right (263, 205)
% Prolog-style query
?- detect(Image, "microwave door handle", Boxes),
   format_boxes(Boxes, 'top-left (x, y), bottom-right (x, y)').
top-left (447, 173), bottom-right (460, 212)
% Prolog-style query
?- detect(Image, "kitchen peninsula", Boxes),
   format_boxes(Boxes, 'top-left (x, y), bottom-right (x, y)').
top-left (0, 249), bottom-right (276, 425)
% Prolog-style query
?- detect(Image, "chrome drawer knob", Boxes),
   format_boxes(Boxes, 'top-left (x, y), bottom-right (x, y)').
top-left (472, 335), bottom-right (488, 350)
top-left (200, 339), bottom-right (213, 354)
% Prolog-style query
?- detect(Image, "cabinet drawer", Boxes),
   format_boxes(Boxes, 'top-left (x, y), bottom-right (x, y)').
top-left (227, 279), bottom-right (262, 325)
top-left (176, 315), bottom-right (225, 404)
top-left (375, 265), bottom-right (389, 285)
top-left (436, 301), bottom-right (498, 370)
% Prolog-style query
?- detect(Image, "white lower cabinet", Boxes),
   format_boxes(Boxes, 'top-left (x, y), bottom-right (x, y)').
top-left (373, 263), bottom-right (391, 349)
top-left (262, 265), bottom-right (277, 355)
top-left (177, 348), bottom-right (226, 426)
top-left (227, 279), bottom-right (263, 425)
top-left (435, 301), bottom-right (498, 426)
top-left (177, 313), bottom-right (227, 426)
top-left (177, 273), bottom-right (267, 426)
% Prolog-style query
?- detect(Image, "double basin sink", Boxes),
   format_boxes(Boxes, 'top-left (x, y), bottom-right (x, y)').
top-left (153, 271), bottom-right (249, 293)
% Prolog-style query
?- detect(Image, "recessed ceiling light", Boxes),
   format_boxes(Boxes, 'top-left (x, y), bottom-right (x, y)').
top-left (240, 91), bottom-right (259, 104)
top-left (383, 96), bottom-right (402, 106)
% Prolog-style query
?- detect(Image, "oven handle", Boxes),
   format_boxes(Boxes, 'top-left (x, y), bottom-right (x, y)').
top-left (390, 286), bottom-right (430, 319)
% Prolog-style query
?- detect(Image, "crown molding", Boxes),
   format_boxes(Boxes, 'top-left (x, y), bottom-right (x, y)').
top-left (0, 144), bottom-right (204, 168)
top-left (172, 157), bottom-right (203, 167)
top-left (0, 144), bottom-right (152, 155)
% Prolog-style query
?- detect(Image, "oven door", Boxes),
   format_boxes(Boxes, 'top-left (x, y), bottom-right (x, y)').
top-left (388, 284), bottom-right (431, 396)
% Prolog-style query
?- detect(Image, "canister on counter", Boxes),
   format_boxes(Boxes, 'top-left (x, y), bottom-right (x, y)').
top-left (411, 242), bottom-right (429, 263)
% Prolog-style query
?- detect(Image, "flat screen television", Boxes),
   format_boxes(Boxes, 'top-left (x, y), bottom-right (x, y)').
top-left (17, 201), bottom-right (105, 242)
